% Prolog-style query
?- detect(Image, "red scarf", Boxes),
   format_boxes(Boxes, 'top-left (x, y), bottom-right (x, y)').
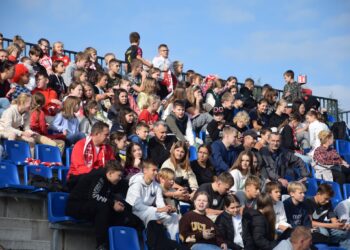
top-left (83, 136), bottom-right (106, 168)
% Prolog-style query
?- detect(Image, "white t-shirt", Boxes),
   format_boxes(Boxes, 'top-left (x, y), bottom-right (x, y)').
top-left (232, 215), bottom-right (244, 247)
top-left (230, 169), bottom-right (247, 192)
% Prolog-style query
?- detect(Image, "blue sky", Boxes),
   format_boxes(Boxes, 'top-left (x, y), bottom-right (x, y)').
top-left (2, 0), bottom-right (350, 109)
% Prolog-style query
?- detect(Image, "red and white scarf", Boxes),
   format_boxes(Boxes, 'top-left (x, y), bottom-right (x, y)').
top-left (83, 136), bottom-right (106, 168)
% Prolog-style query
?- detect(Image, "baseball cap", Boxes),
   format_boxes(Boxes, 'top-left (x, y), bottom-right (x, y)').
top-left (242, 129), bottom-right (258, 139)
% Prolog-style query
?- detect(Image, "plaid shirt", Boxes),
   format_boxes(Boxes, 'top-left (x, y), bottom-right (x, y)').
top-left (11, 85), bottom-right (31, 100)
top-left (313, 145), bottom-right (343, 165)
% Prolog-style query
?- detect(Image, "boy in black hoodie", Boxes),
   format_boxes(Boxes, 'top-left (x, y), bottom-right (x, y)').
top-left (165, 100), bottom-right (195, 146)
top-left (66, 160), bottom-right (142, 250)
top-left (240, 78), bottom-right (256, 111)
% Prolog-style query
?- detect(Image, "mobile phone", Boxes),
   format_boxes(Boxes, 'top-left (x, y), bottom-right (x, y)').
top-left (340, 219), bottom-right (347, 223)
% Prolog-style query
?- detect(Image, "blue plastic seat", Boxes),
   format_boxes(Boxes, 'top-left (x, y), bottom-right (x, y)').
top-left (35, 144), bottom-right (62, 164)
top-left (4, 140), bottom-right (31, 165)
top-left (109, 226), bottom-right (141, 250)
top-left (0, 162), bottom-right (34, 190)
top-left (335, 139), bottom-right (350, 156)
top-left (328, 115), bottom-right (336, 123)
top-left (343, 183), bottom-right (350, 199)
top-left (199, 131), bottom-right (206, 143)
top-left (323, 181), bottom-right (343, 208)
top-left (179, 201), bottom-right (191, 215)
top-left (189, 146), bottom-right (197, 161)
top-left (65, 147), bottom-right (73, 168)
top-left (25, 165), bottom-right (53, 185)
top-left (305, 178), bottom-right (318, 197)
top-left (47, 192), bottom-right (78, 223)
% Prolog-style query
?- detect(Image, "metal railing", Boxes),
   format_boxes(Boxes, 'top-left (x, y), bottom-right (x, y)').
top-left (339, 111), bottom-right (350, 124)
top-left (2, 37), bottom-right (340, 119)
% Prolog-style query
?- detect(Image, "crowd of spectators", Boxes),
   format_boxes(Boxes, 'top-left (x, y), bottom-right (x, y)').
top-left (0, 31), bottom-right (350, 250)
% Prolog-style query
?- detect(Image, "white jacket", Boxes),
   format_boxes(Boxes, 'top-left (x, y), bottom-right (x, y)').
top-left (308, 120), bottom-right (329, 156)
top-left (126, 173), bottom-right (165, 213)
top-left (274, 200), bottom-right (291, 230)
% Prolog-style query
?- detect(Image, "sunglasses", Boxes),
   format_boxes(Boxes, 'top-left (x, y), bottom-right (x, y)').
top-left (213, 107), bottom-right (224, 113)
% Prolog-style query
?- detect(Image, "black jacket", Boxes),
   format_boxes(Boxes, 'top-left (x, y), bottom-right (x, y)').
top-left (66, 169), bottom-right (115, 218)
top-left (280, 125), bottom-right (300, 151)
top-left (215, 211), bottom-right (243, 250)
top-left (260, 146), bottom-right (309, 181)
top-left (147, 135), bottom-right (177, 167)
top-left (240, 86), bottom-right (256, 111)
top-left (242, 208), bottom-right (277, 250)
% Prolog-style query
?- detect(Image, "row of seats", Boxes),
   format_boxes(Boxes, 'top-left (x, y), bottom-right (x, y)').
top-left (3, 140), bottom-right (72, 167)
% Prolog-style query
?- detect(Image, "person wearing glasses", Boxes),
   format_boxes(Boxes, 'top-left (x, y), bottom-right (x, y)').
top-left (37, 38), bottom-right (53, 75)
top-left (207, 106), bottom-right (226, 142)
top-left (152, 44), bottom-right (174, 92)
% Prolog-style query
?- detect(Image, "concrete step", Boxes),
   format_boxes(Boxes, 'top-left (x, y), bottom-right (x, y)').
top-left (0, 217), bottom-right (51, 241)
top-left (0, 227), bottom-right (32, 241)
top-left (0, 239), bottom-right (50, 250)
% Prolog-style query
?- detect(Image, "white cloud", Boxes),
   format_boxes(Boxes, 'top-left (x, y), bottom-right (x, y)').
top-left (209, 1), bottom-right (255, 24)
top-left (221, 30), bottom-right (350, 63)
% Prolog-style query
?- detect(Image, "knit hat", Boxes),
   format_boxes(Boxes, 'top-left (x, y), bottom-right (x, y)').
top-left (11, 63), bottom-right (29, 83)
top-left (302, 88), bottom-right (312, 96)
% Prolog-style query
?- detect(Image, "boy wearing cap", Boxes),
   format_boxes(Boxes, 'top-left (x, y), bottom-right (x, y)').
top-left (235, 129), bottom-right (259, 154)
top-left (11, 64), bottom-right (31, 100)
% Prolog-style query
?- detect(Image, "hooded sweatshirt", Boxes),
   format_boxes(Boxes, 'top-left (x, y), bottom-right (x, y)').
top-left (126, 173), bottom-right (165, 214)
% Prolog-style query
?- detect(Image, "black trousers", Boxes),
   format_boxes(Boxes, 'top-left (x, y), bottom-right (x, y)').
top-left (66, 200), bottom-right (144, 247)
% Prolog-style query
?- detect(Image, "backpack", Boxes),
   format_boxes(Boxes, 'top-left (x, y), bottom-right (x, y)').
top-left (331, 121), bottom-right (349, 140)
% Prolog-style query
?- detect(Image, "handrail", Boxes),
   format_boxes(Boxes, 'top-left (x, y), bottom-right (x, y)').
top-left (339, 111), bottom-right (350, 125)
top-left (2, 37), bottom-right (339, 120)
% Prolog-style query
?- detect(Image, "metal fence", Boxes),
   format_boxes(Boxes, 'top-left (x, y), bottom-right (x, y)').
top-left (339, 111), bottom-right (350, 124)
top-left (2, 37), bottom-right (340, 119)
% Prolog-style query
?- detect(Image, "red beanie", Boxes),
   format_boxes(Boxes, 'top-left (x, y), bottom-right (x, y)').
top-left (302, 88), bottom-right (312, 96)
top-left (11, 64), bottom-right (29, 83)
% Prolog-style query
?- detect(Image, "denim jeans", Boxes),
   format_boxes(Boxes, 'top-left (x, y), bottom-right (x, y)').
top-left (0, 98), bottom-right (10, 117)
top-left (191, 243), bottom-right (222, 250)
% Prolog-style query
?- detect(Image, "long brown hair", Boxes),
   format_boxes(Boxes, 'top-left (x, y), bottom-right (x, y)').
top-left (230, 150), bottom-right (254, 174)
top-left (30, 92), bottom-right (45, 124)
top-left (62, 96), bottom-right (80, 119)
top-left (170, 141), bottom-right (190, 171)
top-left (257, 193), bottom-right (276, 240)
top-left (164, 87), bottom-right (186, 109)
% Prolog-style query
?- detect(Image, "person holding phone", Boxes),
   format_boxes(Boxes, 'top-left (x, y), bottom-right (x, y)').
top-left (179, 191), bottom-right (227, 250)
top-left (304, 183), bottom-right (349, 245)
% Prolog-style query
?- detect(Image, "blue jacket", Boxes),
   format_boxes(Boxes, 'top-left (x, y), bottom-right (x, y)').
top-left (283, 197), bottom-right (312, 228)
top-left (128, 134), bottom-right (148, 159)
top-left (210, 140), bottom-right (237, 174)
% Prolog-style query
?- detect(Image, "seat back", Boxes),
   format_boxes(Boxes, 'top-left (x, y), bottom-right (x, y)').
top-left (343, 183), bottom-right (350, 199)
top-left (335, 139), bottom-right (350, 156)
top-left (109, 226), bottom-right (141, 250)
top-left (65, 147), bottom-right (73, 168)
top-left (5, 140), bottom-right (31, 165)
top-left (305, 178), bottom-right (318, 197)
top-left (35, 144), bottom-right (62, 163)
top-left (48, 192), bottom-right (69, 220)
top-left (26, 165), bottom-right (53, 185)
top-left (189, 146), bottom-right (197, 161)
top-left (0, 162), bottom-right (20, 185)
